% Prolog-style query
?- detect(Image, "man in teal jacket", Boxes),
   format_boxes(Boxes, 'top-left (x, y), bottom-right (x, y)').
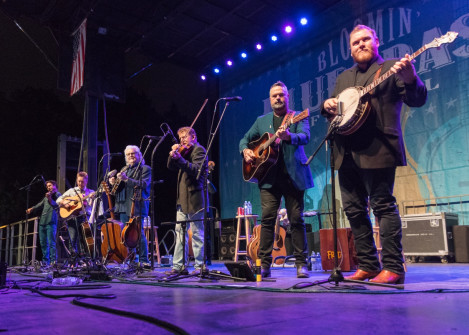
top-left (240, 81), bottom-right (314, 278)
top-left (27, 180), bottom-right (61, 265)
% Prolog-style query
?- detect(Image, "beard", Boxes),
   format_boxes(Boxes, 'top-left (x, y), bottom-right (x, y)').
top-left (353, 49), bottom-right (375, 65)
top-left (271, 101), bottom-right (286, 112)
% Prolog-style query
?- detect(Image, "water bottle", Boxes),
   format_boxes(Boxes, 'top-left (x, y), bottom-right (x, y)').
top-left (52, 276), bottom-right (82, 286)
top-left (310, 252), bottom-right (317, 271)
top-left (247, 201), bottom-right (252, 215)
top-left (243, 201), bottom-right (248, 215)
top-left (316, 252), bottom-right (322, 271)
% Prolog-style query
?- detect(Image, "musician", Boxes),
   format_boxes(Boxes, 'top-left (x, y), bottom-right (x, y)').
top-left (112, 145), bottom-right (150, 264)
top-left (167, 127), bottom-right (207, 275)
top-left (240, 81), bottom-right (314, 278)
top-left (26, 180), bottom-right (61, 265)
top-left (57, 171), bottom-right (96, 257)
top-left (321, 25), bottom-right (427, 284)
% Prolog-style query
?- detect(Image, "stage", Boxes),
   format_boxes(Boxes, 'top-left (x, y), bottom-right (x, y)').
top-left (2, 261), bottom-right (469, 334)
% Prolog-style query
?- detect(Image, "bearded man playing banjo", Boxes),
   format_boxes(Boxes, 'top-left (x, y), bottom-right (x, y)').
top-left (321, 25), bottom-right (427, 284)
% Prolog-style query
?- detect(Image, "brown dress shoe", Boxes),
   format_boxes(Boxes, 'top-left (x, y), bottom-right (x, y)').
top-left (369, 270), bottom-right (405, 284)
top-left (344, 269), bottom-right (380, 281)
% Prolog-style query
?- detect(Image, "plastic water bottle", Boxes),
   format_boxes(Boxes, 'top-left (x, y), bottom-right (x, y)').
top-left (310, 252), bottom-right (317, 271)
top-left (316, 252), bottom-right (322, 271)
top-left (52, 276), bottom-right (82, 286)
top-left (244, 201), bottom-right (248, 215)
top-left (247, 201), bottom-right (252, 215)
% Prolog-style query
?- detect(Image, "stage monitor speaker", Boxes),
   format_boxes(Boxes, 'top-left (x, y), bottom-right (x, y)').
top-left (319, 228), bottom-right (358, 271)
top-left (224, 261), bottom-right (256, 281)
top-left (453, 225), bottom-right (469, 263)
top-left (218, 218), bottom-right (236, 260)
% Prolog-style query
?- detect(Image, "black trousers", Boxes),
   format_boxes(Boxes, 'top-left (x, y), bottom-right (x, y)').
top-left (338, 154), bottom-right (404, 275)
top-left (258, 175), bottom-right (308, 268)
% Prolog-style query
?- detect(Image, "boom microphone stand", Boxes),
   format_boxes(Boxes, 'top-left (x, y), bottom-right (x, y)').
top-left (304, 104), bottom-right (402, 289)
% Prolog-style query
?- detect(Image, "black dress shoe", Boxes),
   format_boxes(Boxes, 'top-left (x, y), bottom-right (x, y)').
top-left (297, 266), bottom-right (310, 278)
top-left (165, 268), bottom-right (189, 276)
top-left (261, 267), bottom-right (271, 278)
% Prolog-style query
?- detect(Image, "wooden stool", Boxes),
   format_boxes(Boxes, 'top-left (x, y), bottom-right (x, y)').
top-left (234, 214), bottom-right (258, 262)
top-left (143, 218), bottom-right (161, 265)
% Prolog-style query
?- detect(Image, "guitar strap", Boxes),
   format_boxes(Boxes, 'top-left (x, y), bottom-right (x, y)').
top-left (369, 65), bottom-right (383, 96)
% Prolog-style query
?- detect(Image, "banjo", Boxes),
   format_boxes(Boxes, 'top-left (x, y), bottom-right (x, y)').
top-left (333, 31), bottom-right (458, 135)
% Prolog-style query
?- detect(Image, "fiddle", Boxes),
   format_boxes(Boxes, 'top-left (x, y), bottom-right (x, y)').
top-left (170, 143), bottom-right (193, 158)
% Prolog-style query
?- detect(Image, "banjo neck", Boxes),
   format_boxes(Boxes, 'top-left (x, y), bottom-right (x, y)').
top-left (361, 32), bottom-right (457, 98)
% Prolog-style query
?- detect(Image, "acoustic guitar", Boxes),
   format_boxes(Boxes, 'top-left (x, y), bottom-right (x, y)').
top-left (100, 181), bottom-right (128, 263)
top-left (121, 186), bottom-right (142, 249)
top-left (246, 209), bottom-right (286, 264)
top-left (242, 109), bottom-right (310, 183)
top-left (59, 192), bottom-right (96, 219)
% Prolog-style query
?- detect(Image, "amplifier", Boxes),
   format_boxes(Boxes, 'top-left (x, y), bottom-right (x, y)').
top-left (319, 228), bottom-right (358, 271)
top-left (401, 212), bottom-right (458, 257)
top-left (218, 218), bottom-right (236, 260)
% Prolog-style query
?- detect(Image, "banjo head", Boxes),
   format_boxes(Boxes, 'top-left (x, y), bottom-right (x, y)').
top-left (336, 87), bottom-right (362, 126)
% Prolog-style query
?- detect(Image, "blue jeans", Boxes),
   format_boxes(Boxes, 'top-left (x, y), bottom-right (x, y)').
top-left (38, 223), bottom-right (57, 264)
top-left (338, 154), bottom-right (404, 274)
top-left (173, 208), bottom-right (204, 270)
top-left (119, 214), bottom-right (149, 263)
top-left (67, 216), bottom-right (86, 256)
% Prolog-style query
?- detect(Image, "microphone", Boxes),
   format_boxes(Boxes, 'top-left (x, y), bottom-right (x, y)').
top-left (221, 96), bottom-right (242, 101)
top-left (144, 135), bottom-right (161, 140)
top-left (40, 175), bottom-right (46, 188)
top-left (161, 123), bottom-right (178, 144)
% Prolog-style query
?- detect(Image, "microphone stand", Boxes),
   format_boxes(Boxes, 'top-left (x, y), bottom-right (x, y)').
top-left (195, 99), bottom-right (240, 281)
top-left (303, 104), bottom-right (402, 289)
top-left (18, 176), bottom-right (43, 271)
top-left (148, 134), bottom-right (168, 270)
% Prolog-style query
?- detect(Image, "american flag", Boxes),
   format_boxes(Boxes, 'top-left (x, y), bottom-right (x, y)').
top-left (70, 18), bottom-right (87, 96)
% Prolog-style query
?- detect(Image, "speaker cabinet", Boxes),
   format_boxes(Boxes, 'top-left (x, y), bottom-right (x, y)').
top-left (218, 218), bottom-right (236, 260)
top-left (453, 225), bottom-right (469, 263)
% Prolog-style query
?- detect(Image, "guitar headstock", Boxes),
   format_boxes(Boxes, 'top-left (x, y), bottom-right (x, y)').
top-left (101, 181), bottom-right (111, 195)
top-left (292, 108), bottom-right (310, 123)
top-left (426, 31), bottom-right (458, 49)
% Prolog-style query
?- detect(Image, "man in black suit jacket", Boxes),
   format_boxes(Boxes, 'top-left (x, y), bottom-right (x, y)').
top-left (167, 127), bottom-right (207, 275)
top-left (322, 25), bottom-right (427, 284)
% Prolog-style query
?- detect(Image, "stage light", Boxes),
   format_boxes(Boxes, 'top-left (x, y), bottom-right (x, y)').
top-left (284, 25), bottom-right (293, 34)
top-left (256, 43), bottom-right (262, 50)
top-left (201, 75), bottom-right (206, 80)
top-left (271, 35), bottom-right (278, 42)
top-left (214, 67), bottom-right (220, 74)
top-left (241, 52), bottom-right (247, 58)
top-left (226, 60), bottom-right (233, 66)
top-left (300, 18), bottom-right (308, 26)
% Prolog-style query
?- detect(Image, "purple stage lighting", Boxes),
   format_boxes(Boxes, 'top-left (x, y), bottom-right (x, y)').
top-left (226, 60), bottom-right (233, 66)
top-left (241, 52), bottom-right (247, 58)
top-left (271, 35), bottom-right (278, 42)
top-left (201, 75), bottom-right (206, 80)
top-left (214, 68), bottom-right (220, 74)
top-left (256, 43), bottom-right (262, 50)
top-left (300, 18), bottom-right (308, 26)
top-left (284, 25), bottom-right (292, 34)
